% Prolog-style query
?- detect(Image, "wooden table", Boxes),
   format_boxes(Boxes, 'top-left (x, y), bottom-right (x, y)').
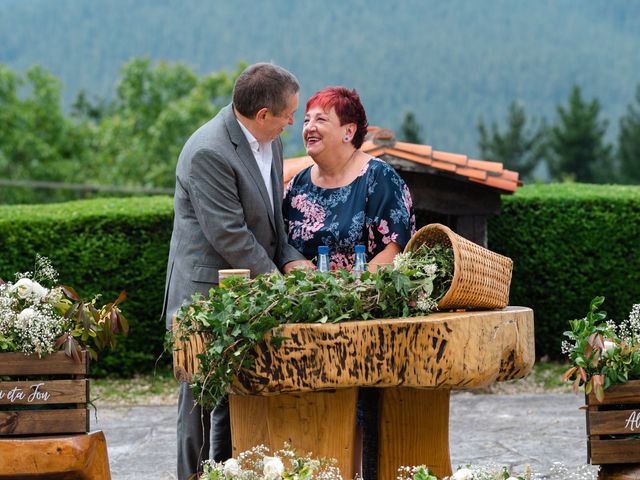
top-left (227, 307), bottom-right (535, 479)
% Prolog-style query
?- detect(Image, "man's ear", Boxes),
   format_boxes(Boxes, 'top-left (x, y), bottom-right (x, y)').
top-left (255, 107), bottom-right (269, 124)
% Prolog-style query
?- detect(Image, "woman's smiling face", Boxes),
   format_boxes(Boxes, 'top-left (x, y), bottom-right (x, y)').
top-left (302, 105), bottom-right (347, 158)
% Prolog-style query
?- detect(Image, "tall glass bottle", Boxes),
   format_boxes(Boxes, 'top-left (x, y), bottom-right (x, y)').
top-left (353, 244), bottom-right (367, 278)
top-left (317, 245), bottom-right (330, 272)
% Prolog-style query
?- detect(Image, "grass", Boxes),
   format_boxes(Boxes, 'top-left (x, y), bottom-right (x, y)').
top-left (90, 362), bottom-right (573, 406)
top-left (91, 365), bottom-right (179, 406)
top-left (473, 361), bottom-right (573, 394)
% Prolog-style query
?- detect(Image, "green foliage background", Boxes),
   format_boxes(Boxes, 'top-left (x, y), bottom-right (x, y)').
top-left (2, 185), bottom-right (640, 374)
top-left (1, 0), bottom-right (639, 157)
top-left (489, 183), bottom-right (640, 358)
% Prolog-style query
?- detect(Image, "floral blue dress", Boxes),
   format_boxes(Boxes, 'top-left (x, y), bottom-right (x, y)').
top-left (283, 157), bottom-right (416, 269)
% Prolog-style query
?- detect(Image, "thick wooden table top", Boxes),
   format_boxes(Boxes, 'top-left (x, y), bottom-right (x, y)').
top-left (233, 306), bottom-right (534, 395)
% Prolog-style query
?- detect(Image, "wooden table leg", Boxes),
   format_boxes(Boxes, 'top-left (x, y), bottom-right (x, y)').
top-left (379, 387), bottom-right (452, 479)
top-left (0, 430), bottom-right (111, 479)
top-left (229, 388), bottom-right (358, 478)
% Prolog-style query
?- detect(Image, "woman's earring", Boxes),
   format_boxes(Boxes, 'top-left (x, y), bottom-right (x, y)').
top-left (344, 135), bottom-right (350, 142)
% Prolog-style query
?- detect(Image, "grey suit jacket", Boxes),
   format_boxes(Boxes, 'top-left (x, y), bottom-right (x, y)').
top-left (163, 104), bottom-right (304, 327)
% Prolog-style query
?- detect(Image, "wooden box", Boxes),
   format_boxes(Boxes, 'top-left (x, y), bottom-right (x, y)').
top-left (587, 380), bottom-right (640, 464)
top-left (0, 351), bottom-right (89, 436)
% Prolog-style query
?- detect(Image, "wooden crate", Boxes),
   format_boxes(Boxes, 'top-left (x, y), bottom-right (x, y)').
top-left (587, 380), bottom-right (640, 464)
top-left (0, 351), bottom-right (89, 436)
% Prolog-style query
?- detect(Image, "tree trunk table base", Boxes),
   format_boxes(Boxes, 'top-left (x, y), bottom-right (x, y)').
top-left (379, 388), bottom-right (451, 478)
top-left (0, 430), bottom-right (111, 479)
top-left (230, 388), bottom-right (358, 478)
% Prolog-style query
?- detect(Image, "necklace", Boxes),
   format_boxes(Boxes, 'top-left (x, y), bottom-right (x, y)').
top-left (314, 148), bottom-right (360, 188)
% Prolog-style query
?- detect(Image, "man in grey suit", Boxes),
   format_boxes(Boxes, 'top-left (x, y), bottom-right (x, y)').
top-left (163, 63), bottom-right (313, 479)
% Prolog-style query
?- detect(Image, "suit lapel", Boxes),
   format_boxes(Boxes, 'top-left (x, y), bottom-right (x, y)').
top-left (223, 106), bottom-right (276, 231)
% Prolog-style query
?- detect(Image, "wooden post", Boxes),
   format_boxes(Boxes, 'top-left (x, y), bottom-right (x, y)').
top-left (379, 388), bottom-right (452, 479)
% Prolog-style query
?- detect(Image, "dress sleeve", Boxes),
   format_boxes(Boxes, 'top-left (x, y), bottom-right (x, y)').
top-left (365, 162), bottom-right (416, 255)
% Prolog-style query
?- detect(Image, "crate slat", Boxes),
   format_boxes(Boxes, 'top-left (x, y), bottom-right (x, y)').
top-left (0, 379), bottom-right (87, 405)
top-left (0, 351), bottom-right (88, 376)
top-left (590, 439), bottom-right (640, 464)
top-left (588, 409), bottom-right (640, 435)
top-left (588, 381), bottom-right (640, 405)
top-left (0, 409), bottom-right (88, 435)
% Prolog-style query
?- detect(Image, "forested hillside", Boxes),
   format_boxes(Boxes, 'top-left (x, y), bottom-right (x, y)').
top-left (1, 0), bottom-right (639, 157)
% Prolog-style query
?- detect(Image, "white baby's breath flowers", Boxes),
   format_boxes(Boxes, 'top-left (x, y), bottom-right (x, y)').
top-left (17, 307), bottom-right (36, 323)
top-left (617, 303), bottom-right (640, 344)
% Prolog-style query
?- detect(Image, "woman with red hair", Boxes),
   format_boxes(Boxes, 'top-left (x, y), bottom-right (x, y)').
top-left (283, 86), bottom-right (415, 271)
top-left (283, 86), bottom-right (416, 477)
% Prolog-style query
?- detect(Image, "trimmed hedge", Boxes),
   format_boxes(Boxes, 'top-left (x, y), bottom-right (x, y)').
top-left (489, 183), bottom-right (640, 358)
top-left (0, 196), bottom-right (174, 375)
top-left (2, 184), bottom-right (640, 373)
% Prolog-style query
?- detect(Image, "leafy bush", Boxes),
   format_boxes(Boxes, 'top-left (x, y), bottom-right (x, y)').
top-left (489, 183), bottom-right (640, 358)
top-left (0, 196), bottom-right (173, 375)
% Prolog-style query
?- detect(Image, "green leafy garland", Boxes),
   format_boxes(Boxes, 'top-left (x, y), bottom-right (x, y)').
top-left (171, 244), bottom-right (454, 409)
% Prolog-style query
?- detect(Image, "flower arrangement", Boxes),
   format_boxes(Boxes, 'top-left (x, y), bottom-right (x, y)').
top-left (199, 445), bottom-right (531, 480)
top-left (0, 255), bottom-right (128, 360)
top-left (172, 244), bottom-right (454, 409)
top-left (562, 296), bottom-right (640, 401)
top-left (200, 445), bottom-right (343, 480)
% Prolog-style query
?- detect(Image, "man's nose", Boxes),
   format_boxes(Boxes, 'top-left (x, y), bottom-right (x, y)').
top-left (288, 115), bottom-right (294, 126)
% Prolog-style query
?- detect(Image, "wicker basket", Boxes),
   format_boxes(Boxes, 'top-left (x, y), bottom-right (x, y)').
top-left (405, 223), bottom-right (513, 310)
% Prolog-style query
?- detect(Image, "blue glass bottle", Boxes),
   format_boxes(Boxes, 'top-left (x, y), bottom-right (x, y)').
top-left (317, 245), bottom-right (330, 272)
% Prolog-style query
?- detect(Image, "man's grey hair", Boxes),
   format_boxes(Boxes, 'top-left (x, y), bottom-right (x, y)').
top-left (233, 63), bottom-right (300, 118)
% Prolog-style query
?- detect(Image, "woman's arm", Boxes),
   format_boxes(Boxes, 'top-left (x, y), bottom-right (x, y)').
top-left (368, 241), bottom-right (402, 272)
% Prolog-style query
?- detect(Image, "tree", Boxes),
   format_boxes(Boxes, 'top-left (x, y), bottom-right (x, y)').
top-left (618, 84), bottom-right (640, 184)
top-left (398, 111), bottom-right (424, 144)
top-left (90, 59), bottom-right (243, 188)
top-left (546, 85), bottom-right (613, 183)
top-left (477, 101), bottom-right (546, 181)
top-left (0, 64), bottom-right (84, 183)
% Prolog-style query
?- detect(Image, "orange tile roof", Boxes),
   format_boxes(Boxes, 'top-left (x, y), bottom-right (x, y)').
top-left (284, 127), bottom-right (522, 193)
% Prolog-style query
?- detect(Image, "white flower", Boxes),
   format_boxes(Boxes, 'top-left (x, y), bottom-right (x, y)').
top-left (17, 308), bottom-right (36, 322)
top-left (11, 278), bottom-right (48, 301)
top-left (263, 456), bottom-right (284, 480)
top-left (452, 468), bottom-right (474, 480)
top-left (223, 458), bottom-right (241, 478)
top-left (506, 477), bottom-right (520, 480)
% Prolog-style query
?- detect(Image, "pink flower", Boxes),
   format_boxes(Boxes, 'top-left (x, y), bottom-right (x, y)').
top-left (289, 194), bottom-right (326, 241)
top-left (331, 252), bottom-right (352, 271)
top-left (382, 232), bottom-right (399, 245)
top-left (377, 219), bottom-right (389, 235)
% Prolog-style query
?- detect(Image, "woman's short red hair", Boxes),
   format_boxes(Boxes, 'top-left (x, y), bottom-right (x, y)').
top-left (306, 87), bottom-right (369, 149)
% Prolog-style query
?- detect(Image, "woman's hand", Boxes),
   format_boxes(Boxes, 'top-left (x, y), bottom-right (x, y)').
top-left (283, 259), bottom-right (316, 274)
top-left (368, 242), bottom-right (402, 272)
